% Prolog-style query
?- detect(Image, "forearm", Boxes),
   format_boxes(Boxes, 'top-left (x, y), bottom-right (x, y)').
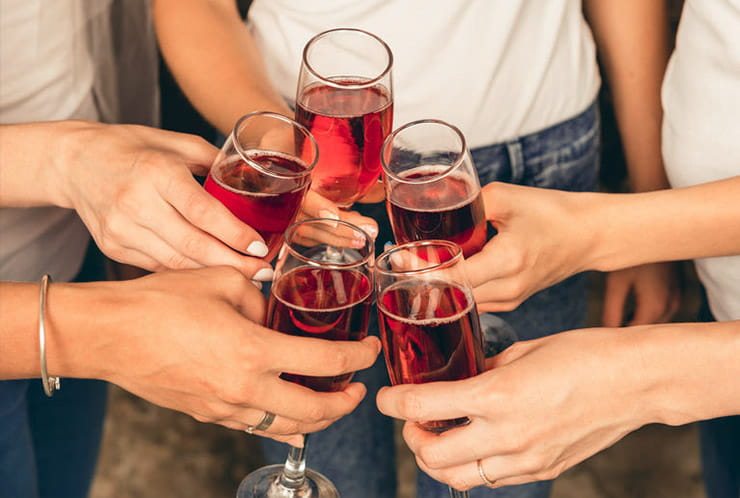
top-left (0, 281), bottom-right (111, 380)
top-left (153, 0), bottom-right (290, 135)
top-left (584, 177), bottom-right (740, 271)
top-left (627, 320), bottom-right (740, 426)
top-left (585, 0), bottom-right (670, 192)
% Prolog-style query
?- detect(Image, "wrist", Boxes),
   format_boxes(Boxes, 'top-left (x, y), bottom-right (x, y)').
top-left (563, 191), bottom-right (614, 273)
top-left (45, 281), bottom-right (122, 381)
top-left (50, 120), bottom-right (101, 209)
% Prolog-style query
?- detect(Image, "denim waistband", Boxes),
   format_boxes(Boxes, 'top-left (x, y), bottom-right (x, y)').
top-left (471, 99), bottom-right (600, 188)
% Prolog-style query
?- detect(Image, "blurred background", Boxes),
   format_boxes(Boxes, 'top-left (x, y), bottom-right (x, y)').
top-left (90, 1), bottom-right (704, 497)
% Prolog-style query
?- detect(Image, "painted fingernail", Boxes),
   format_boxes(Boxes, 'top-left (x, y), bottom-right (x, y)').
top-left (360, 224), bottom-right (379, 239)
top-left (246, 241), bottom-right (269, 258)
top-left (384, 241), bottom-right (394, 251)
top-left (253, 267), bottom-right (274, 281)
top-left (251, 280), bottom-right (263, 290)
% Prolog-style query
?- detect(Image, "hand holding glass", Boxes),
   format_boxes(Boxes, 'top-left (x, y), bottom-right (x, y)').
top-left (375, 240), bottom-right (485, 497)
top-left (237, 218), bottom-right (375, 498)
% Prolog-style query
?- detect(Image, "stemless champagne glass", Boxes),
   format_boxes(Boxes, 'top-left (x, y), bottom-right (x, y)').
top-left (375, 240), bottom-right (486, 498)
top-left (237, 218), bottom-right (375, 498)
top-left (295, 27), bottom-right (394, 207)
top-left (204, 111), bottom-right (318, 261)
top-left (381, 119), bottom-right (487, 258)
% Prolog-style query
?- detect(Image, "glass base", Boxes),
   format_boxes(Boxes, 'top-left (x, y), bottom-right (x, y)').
top-left (236, 464), bottom-right (339, 498)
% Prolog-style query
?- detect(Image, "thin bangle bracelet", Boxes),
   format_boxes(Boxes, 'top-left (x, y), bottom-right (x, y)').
top-left (39, 274), bottom-right (60, 397)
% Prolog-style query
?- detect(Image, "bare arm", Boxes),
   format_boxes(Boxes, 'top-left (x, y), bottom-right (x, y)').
top-left (584, 0), bottom-right (670, 193)
top-left (152, 0), bottom-right (290, 134)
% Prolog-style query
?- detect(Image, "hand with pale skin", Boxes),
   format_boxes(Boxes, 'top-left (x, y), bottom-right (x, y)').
top-left (376, 321), bottom-right (740, 490)
top-left (0, 120), bottom-right (275, 279)
top-left (601, 263), bottom-right (682, 326)
top-left (0, 267), bottom-right (382, 446)
top-left (465, 179), bottom-right (740, 312)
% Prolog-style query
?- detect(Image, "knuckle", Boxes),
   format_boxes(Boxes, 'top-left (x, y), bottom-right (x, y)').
top-left (445, 473), bottom-right (470, 492)
top-left (180, 233), bottom-right (205, 259)
top-left (205, 400), bottom-right (235, 421)
top-left (418, 445), bottom-right (444, 470)
top-left (183, 192), bottom-right (212, 223)
top-left (399, 391), bottom-right (424, 420)
top-left (330, 347), bottom-right (352, 373)
top-left (302, 402), bottom-right (327, 424)
top-left (164, 251), bottom-right (191, 270)
top-left (219, 383), bottom-right (249, 406)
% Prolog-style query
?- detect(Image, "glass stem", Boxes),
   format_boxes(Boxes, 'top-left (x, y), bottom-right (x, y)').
top-left (448, 487), bottom-right (470, 498)
top-left (277, 434), bottom-right (310, 490)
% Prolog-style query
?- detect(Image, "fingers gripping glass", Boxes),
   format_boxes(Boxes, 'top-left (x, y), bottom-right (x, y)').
top-left (375, 240), bottom-right (486, 498)
top-left (295, 28), bottom-right (394, 208)
top-left (237, 218), bottom-right (374, 498)
top-left (204, 111), bottom-right (318, 261)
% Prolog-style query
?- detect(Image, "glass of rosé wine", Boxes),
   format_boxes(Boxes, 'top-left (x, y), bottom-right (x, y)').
top-left (381, 119), bottom-right (487, 258)
top-left (203, 111), bottom-right (318, 261)
top-left (295, 28), bottom-right (394, 208)
top-left (237, 218), bottom-right (374, 498)
top-left (375, 240), bottom-right (485, 498)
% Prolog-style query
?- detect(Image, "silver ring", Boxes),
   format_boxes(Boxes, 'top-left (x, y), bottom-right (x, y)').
top-left (477, 459), bottom-right (496, 487)
top-left (245, 411), bottom-right (276, 434)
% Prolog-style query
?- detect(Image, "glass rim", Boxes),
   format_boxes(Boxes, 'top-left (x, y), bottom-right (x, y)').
top-left (380, 119), bottom-right (468, 185)
top-left (282, 218), bottom-right (374, 268)
top-left (302, 28), bottom-right (394, 90)
top-left (229, 111), bottom-right (319, 180)
top-left (375, 239), bottom-right (463, 276)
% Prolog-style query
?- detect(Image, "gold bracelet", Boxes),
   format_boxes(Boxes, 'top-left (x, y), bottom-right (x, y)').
top-left (39, 274), bottom-right (60, 397)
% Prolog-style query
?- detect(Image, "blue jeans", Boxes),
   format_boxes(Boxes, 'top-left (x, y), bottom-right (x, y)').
top-left (697, 296), bottom-right (740, 498)
top-left (0, 244), bottom-right (109, 498)
top-left (260, 101), bottom-right (601, 498)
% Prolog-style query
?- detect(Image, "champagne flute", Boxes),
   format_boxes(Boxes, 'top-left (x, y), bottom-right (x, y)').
top-left (375, 240), bottom-right (486, 498)
top-left (382, 119), bottom-right (487, 258)
top-left (204, 111), bottom-right (318, 261)
top-left (237, 218), bottom-right (375, 498)
top-left (295, 27), bottom-right (394, 208)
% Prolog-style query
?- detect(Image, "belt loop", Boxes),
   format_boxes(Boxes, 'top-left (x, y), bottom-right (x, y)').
top-left (505, 140), bottom-right (525, 184)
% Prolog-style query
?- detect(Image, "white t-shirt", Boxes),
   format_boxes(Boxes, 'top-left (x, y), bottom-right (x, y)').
top-left (247, 0), bottom-right (601, 149)
top-left (662, 0), bottom-right (740, 321)
top-left (0, 0), bottom-right (159, 283)
top-left (0, 0), bottom-right (103, 283)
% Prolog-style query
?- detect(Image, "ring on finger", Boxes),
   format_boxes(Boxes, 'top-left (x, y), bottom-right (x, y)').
top-left (477, 459), bottom-right (496, 487)
top-left (245, 411), bottom-right (276, 434)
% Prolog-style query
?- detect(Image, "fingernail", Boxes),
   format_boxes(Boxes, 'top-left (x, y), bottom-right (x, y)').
top-left (319, 209), bottom-right (339, 228)
top-left (246, 241), bottom-right (269, 258)
top-left (383, 241), bottom-right (394, 251)
top-left (251, 280), bottom-right (263, 290)
top-left (253, 267), bottom-right (274, 281)
top-left (360, 224), bottom-right (379, 239)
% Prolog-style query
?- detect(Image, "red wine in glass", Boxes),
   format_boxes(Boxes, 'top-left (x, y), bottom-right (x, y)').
top-left (204, 151), bottom-right (311, 261)
top-left (378, 279), bottom-right (485, 433)
top-left (268, 266), bottom-right (373, 392)
top-left (388, 168), bottom-right (487, 258)
top-left (296, 81), bottom-right (393, 206)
